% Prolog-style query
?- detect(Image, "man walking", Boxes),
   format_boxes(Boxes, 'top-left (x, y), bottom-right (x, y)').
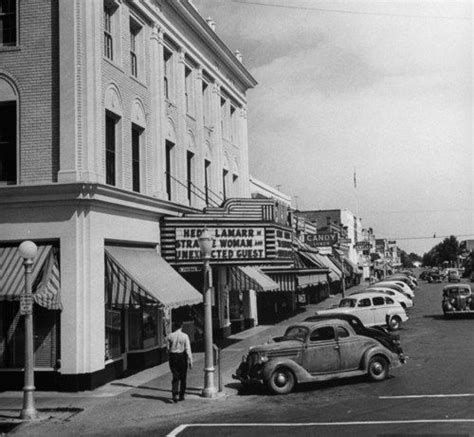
top-left (167, 319), bottom-right (193, 403)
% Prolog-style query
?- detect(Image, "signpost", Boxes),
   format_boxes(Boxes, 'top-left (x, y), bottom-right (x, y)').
top-left (20, 295), bottom-right (33, 315)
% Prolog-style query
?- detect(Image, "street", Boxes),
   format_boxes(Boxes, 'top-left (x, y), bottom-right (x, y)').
top-left (9, 278), bottom-right (474, 436)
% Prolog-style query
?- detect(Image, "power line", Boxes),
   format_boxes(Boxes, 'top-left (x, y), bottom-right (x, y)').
top-left (389, 233), bottom-right (474, 241)
top-left (231, 0), bottom-right (470, 21)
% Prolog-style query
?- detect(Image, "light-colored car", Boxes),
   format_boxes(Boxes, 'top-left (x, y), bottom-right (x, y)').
top-left (358, 287), bottom-right (413, 309)
top-left (372, 281), bottom-right (414, 299)
top-left (316, 292), bottom-right (408, 331)
top-left (233, 319), bottom-right (404, 394)
top-left (387, 275), bottom-right (417, 290)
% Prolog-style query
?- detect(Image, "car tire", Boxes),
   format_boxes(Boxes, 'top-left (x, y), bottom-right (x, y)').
top-left (267, 367), bottom-right (295, 395)
top-left (367, 355), bottom-right (389, 382)
top-left (388, 316), bottom-right (401, 331)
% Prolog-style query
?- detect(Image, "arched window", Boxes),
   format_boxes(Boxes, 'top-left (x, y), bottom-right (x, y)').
top-left (104, 85), bottom-right (123, 187)
top-left (0, 76), bottom-right (18, 184)
top-left (131, 100), bottom-right (146, 193)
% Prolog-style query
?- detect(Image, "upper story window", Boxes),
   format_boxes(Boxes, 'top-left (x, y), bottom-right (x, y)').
top-left (230, 105), bottom-right (236, 143)
top-left (129, 17), bottom-right (142, 78)
top-left (131, 124), bottom-right (142, 193)
top-left (220, 97), bottom-right (227, 138)
top-left (0, 78), bottom-right (17, 185)
top-left (184, 65), bottom-right (194, 115)
top-left (202, 80), bottom-right (210, 126)
top-left (0, 0), bottom-right (16, 47)
top-left (163, 48), bottom-right (173, 101)
top-left (105, 112), bottom-right (118, 186)
top-left (103, 2), bottom-right (115, 60)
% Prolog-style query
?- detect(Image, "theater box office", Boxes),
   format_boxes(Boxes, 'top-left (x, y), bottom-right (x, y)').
top-left (161, 198), bottom-right (294, 335)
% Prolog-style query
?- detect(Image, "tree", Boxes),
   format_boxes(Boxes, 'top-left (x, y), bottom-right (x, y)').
top-left (422, 235), bottom-right (460, 267)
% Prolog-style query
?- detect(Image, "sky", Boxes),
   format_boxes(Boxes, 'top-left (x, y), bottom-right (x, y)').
top-left (193, 0), bottom-right (473, 256)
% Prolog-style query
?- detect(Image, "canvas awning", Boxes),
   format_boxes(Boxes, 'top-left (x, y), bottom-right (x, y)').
top-left (297, 272), bottom-right (328, 288)
top-left (0, 244), bottom-right (62, 310)
top-left (300, 251), bottom-right (342, 281)
top-left (229, 266), bottom-right (280, 292)
top-left (105, 247), bottom-right (202, 309)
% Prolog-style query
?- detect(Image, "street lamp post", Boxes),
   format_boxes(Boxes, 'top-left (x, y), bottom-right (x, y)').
top-left (18, 240), bottom-right (38, 421)
top-left (198, 229), bottom-right (217, 398)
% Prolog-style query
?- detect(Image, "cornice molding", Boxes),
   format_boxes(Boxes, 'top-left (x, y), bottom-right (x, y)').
top-left (0, 183), bottom-right (200, 217)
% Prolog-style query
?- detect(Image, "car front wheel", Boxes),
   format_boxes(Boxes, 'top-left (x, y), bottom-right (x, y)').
top-left (388, 316), bottom-right (401, 331)
top-left (267, 367), bottom-right (295, 395)
top-left (368, 356), bottom-right (389, 382)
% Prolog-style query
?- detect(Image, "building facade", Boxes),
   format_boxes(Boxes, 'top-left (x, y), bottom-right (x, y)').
top-left (0, 0), bottom-right (257, 390)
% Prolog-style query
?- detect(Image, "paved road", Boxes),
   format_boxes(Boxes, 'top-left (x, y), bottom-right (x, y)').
top-left (11, 278), bottom-right (474, 436)
top-left (162, 279), bottom-right (474, 436)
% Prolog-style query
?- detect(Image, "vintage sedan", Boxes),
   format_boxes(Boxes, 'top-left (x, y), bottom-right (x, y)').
top-left (233, 319), bottom-right (404, 395)
top-left (315, 291), bottom-right (408, 330)
top-left (442, 284), bottom-right (473, 316)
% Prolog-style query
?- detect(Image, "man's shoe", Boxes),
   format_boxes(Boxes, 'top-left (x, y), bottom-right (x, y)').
top-left (172, 397), bottom-right (179, 403)
top-left (179, 396), bottom-right (185, 401)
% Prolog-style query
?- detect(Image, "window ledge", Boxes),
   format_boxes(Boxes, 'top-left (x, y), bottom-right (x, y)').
top-left (130, 74), bottom-right (147, 89)
top-left (103, 57), bottom-right (124, 74)
top-left (0, 45), bottom-right (21, 53)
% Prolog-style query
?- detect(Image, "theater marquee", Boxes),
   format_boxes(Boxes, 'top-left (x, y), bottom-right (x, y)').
top-left (161, 198), bottom-right (294, 265)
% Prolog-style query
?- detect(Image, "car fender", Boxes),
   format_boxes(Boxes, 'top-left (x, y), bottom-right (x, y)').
top-left (261, 358), bottom-right (310, 383)
top-left (386, 308), bottom-right (407, 321)
top-left (361, 345), bottom-right (393, 370)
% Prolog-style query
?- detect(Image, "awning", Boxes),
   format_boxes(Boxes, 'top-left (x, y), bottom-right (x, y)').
top-left (303, 251), bottom-right (342, 281)
top-left (297, 272), bottom-right (328, 288)
top-left (229, 266), bottom-right (280, 292)
top-left (328, 255), bottom-right (350, 277)
top-left (0, 244), bottom-right (62, 310)
top-left (105, 247), bottom-right (202, 309)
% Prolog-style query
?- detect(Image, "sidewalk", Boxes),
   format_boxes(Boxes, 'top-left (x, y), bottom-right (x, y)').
top-left (0, 287), bottom-right (367, 432)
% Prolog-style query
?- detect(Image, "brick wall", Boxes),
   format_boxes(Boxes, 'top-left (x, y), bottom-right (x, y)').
top-left (0, 0), bottom-right (59, 184)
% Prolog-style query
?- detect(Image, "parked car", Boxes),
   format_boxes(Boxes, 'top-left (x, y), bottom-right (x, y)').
top-left (233, 319), bottom-right (404, 394)
top-left (387, 275), bottom-right (417, 290)
top-left (372, 281), bottom-right (414, 299)
top-left (442, 284), bottom-right (473, 316)
top-left (470, 271), bottom-right (474, 283)
top-left (315, 291), bottom-right (408, 330)
top-left (427, 272), bottom-right (443, 283)
top-left (303, 313), bottom-right (406, 360)
top-left (357, 287), bottom-right (413, 309)
top-left (447, 269), bottom-right (461, 283)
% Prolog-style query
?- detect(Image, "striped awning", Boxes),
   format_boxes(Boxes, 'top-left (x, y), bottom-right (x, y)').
top-left (297, 272), bottom-right (328, 288)
top-left (105, 247), bottom-right (202, 309)
top-left (0, 244), bottom-right (62, 310)
top-left (300, 251), bottom-right (342, 281)
top-left (229, 266), bottom-right (280, 292)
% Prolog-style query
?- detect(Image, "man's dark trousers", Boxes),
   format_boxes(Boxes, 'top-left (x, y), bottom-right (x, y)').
top-left (169, 352), bottom-right (187, 400)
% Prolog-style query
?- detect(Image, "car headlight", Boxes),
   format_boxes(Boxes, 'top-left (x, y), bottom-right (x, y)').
top-left (259, 354), bottom-right (269, 363)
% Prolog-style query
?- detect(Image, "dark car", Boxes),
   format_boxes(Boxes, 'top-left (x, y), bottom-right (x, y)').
top-left (233, 320), bottom-right (404, 395)
top-left (303, 313), bottom-right (405, 358)
top-left (447, 270), bottom-right (461, 283)
top-left (442, 284), bottom-right (473, 316)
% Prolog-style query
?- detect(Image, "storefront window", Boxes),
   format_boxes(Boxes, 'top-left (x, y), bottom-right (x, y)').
top-left (142, 305), bottom-right (159, 349)
top-left (128, 305), bottom-right (160, 351)
top-left (105, 308), bottom-right (123, 360)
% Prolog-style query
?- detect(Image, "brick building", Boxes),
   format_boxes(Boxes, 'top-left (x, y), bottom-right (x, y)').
top-left (0, 0), bottom-right (257, 390)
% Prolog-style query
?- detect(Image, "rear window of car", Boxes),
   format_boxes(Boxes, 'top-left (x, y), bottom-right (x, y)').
top-left (310, 326), bottom-right (335, 342)
top-left (284, 326), bottom-right (309, 340)
top-left (336, 326), bottom-right (350, 338)
top-left (357, 298), bottom-right (371, 307)
top-left (385, 297), bottom-right (395, 304)
top-left (372, 297), bottom-right (385, 306)
top-left (339, 298), bottom-right (356, 308)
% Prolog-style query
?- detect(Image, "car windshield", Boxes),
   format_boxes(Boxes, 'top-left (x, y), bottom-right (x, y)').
top-left (339, 298), bottom-right (357, 308)
top-left (283, 326), bottom-right (309, 341)
top-left (445, 288), bottom-right (470, 297)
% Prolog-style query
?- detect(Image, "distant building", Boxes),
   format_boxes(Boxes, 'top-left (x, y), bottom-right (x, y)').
top-left (297, 209), bottom-right (362, 266)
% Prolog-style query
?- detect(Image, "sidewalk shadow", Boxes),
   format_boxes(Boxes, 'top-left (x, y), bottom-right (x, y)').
top-left (112, 382), bottom-right (202, 396)
top-left (130, 393), bottom-right (175, 404)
